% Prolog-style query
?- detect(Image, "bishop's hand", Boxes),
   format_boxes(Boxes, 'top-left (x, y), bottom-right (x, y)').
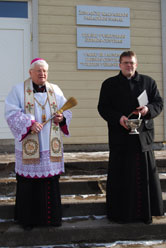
top-left (31, 122), bottom-right (43, 133)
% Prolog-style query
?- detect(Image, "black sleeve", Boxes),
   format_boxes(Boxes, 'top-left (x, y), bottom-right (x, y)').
top-left (97, 80), bottom-right (123, 126)
top-left (145, 79), bottom-right (163, 119)
top-left (59, 116), bottom-right (66, 127)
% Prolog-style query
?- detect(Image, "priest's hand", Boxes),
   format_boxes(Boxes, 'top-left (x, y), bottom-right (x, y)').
top-left (53, 113), bottom-right (64, 124)
top-left (135, 106), bottom-right (149, 116)
top-left (120, 115), bottom-right (129, 130)
top-left (31, 122), bottom-right (43, 133)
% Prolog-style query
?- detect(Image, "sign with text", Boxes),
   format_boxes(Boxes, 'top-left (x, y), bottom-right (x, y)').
top-left (77, 49), bottom-right (123, 70)
top-left (77, 27), bottom-right (130, 48)
top-left (76, 5), bottom-right (130, 27)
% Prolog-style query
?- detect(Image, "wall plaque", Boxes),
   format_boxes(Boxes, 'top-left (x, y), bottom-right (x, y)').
top-left (76, 5), bottom-right (130, 27)
top-left (77, 49), bottom-right (123, 70)
top-left (77, 27), bottom-right (130, 48)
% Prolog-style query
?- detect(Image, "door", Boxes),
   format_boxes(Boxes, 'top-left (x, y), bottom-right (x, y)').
top-left (0, 19), bottom-right (31, 139)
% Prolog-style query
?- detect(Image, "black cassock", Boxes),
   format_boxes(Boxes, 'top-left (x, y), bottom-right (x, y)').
top-left (98, 71), bottom-right (164, 223)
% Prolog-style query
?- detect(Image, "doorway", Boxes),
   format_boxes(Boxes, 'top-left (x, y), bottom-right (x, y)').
top-left (0, 1), bottom-right (32, 139)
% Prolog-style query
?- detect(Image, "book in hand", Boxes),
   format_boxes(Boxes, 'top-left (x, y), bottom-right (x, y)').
top-left (137, 90), bottom-right (148, 106)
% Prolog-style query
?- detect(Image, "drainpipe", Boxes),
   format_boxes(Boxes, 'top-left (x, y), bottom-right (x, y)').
top-left (32, 0), bottom-right (39, 58)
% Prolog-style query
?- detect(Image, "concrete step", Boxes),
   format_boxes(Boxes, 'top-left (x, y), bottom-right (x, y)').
top-left (0, 174), bottom-right (166, 220)
top-left (1, 174), bottom-right (166, 197)
top-left (1, 194), bottom-right (166, 221)
top-left (0, 216), bottom-right (166, 247)
top-left (0, 175), bottom-right (106, 220)
top-left (0, 175), bottom-right (106, 197)
top-left (0, 152), bottom-right (166, 247)
top-left (0, 151), bottom-right (166, 178)
top-left (0, 200), bottom-right (106, 221)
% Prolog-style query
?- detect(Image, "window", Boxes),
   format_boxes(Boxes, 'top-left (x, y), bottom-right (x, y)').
top-left (0, 1), bottom-right (28, 18)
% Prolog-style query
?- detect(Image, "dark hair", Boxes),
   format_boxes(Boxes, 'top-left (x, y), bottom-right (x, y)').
top-left (119, 51), bottom-right (137, 63)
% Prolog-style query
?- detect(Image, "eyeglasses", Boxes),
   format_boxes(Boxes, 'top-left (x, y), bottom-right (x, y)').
top-left (120, 62), bottom-right (136, 65)
top-left (32, 69), bottom-right (48, 73)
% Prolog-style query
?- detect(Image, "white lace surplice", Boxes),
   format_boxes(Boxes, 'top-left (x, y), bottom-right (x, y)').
top-left (5, 82), bottom-right (72, 178)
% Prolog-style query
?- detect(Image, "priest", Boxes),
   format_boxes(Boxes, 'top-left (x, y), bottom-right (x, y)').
top-left (5, 58), bottom-right (72, 229)
top-left (98, 51), bottom-right (163, 224)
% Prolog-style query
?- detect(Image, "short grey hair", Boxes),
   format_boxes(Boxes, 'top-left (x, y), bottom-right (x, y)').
top-left (30, 59), bottom-right (49, 70)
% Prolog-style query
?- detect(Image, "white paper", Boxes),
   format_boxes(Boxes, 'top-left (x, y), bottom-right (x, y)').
top-left (137, 90), bottom-right (148, 106)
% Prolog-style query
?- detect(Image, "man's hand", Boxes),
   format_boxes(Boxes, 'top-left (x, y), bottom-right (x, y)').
top-left (31, 122), bottom-right (43, 133)
top-left (120, 115), bottom-right (129, 130)
top-left (133, 106), bottom-right (149, 116)
top-left (53, 113), bottom-right (64, 124)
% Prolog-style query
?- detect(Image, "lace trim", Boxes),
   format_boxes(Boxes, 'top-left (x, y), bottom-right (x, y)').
top-left (7, 112), bottom-right (33, 141)
top-left (15, 149), bottom-right (64, 178)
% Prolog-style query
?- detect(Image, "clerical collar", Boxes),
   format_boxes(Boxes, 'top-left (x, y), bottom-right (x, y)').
top-left (127, 73), bottom-right (135, 80)
top-left (120, 71), bottom-right (137, 80)
top-left (33, 82), bottom-right (46, 93)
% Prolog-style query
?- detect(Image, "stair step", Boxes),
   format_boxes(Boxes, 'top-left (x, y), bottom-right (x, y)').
top-left (1, 173), bottom-right (166, 197)
top-left (1, 151), bottom-right (166, 178)
top-left (0, 152), bottom-right (166, 246)
top-left (0, 216), bottom-right (166, 247)
top-left (1, 193), bottom-right (166, 220)
top-left (0, 174), bottom-right (166, 220)
top-left (0, 175), bottom-right (106, 197)
top-left (0, 202), bottom-right (106, 221)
